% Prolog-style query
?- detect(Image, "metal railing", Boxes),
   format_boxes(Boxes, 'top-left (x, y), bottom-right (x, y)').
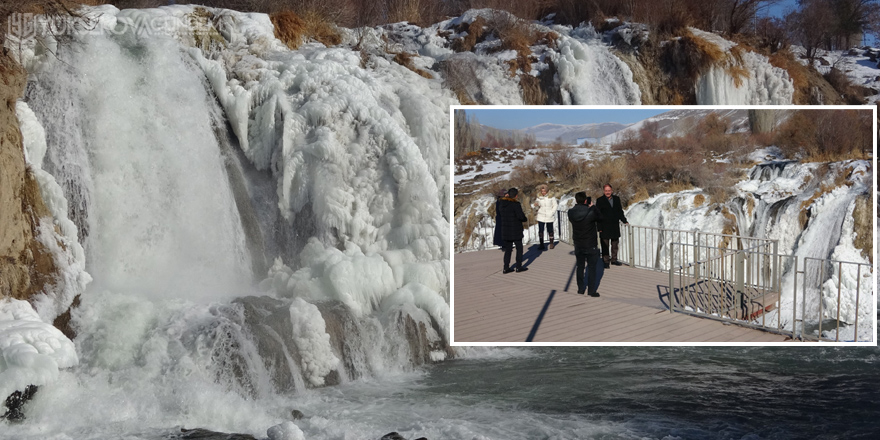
top-left (456, 213), bottom-right (562, 252)
top-left (621, 224), bottom-right (778, 273)
top-left (669, 241), bottom-right (873, 342)
top-left (797, 257), bottom-right (872, 342)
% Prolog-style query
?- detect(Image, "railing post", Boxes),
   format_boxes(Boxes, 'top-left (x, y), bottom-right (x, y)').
top-left (735, 251), bottom-right (745, 320)
top-left (668, 242), bottom-right (675, 313)
top-left (772, 240), bottom-right (779, 292)
top-left (628, 224), bottom-right (635, 267)
top-left (792, 257), bottom-right (798, 339)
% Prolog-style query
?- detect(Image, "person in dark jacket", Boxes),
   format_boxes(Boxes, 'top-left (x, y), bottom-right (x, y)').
top-left (498, 187), bottom-right (528, 273)
top-left (493, 190), bottom-right (507, 249)
top-left (568, 192), bottom-right (602, 296)
top-left (596, 183), bottom-right (628, 268)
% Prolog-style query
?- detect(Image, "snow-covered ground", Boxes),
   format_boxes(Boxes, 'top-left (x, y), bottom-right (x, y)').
top-left (791, 45), bottom-right (880, 103)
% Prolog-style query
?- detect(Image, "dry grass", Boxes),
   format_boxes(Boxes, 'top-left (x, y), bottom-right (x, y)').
top-left (440, 54), bottom-right (480, 104)
top-left (392, 52), bottom-right (433, 78)
top-left (21, 169), bottom-right (59, 300)
top-left (665, 179), bottom-right (695, 193)
top-left (693, 193), bottom-right (706, 207)
top-left (687, 30), bottom-right (726, 64)
top-left (629, 187), bottom-right (651, 205)
top-left (824, 67), bottom-right (868, 105)
top-left (270, 10), bottom-right (306, 49)
top-left (706, 185), bottom-right (734, 206)
top-left (851, 194), bottom-right (872, 264)
top-left (187, 7), bottom-right (227, 52)
top-left (270, 9), bottom-right (340, 50)
top-left (776, 110), bottom-right (872, 161)
top-left (768, 50), bottom-right (810, 104)
top-left (452, 16), bottom-right (487, 52)
top-left (798, 169), bottom-right (845, 229)
top-left (520, 73), bottom-right (546, 105)
top-left (718, 207), bottom-right (738, 249)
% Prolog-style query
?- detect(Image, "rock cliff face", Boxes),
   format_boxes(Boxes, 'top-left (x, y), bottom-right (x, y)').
top-left (0, 53), bottom-right (57, 302)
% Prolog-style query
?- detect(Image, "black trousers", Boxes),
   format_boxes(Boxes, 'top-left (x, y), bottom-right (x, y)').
top-left (575, 246), bottom-right (600, 294)
top-left (601, 237), bottom-right (620, 263)
top-left (503, 239), bottom-right (523, 270)
top-left (538, 222), bottom-right (554, 241)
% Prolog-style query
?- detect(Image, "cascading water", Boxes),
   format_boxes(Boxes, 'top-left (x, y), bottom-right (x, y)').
top-left (5, 4), bottom-right (451, 438)
top-left (550, 25), bottom-right (642, 105)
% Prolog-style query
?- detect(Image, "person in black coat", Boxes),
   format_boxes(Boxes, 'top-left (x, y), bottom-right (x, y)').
top-left (568, 192), bottom-right (602, 296)
top-left (497, 187), bottom-right (528, 273)
top-left (596, 183), bottom-right (628, 268)
top-left (493, 190), bottom-right (507, 249)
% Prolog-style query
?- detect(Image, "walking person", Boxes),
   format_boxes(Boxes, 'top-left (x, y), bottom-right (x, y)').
top-left (498, 188), bottom-right (528, 273)
top-left (493, 190), bottom-right (507, 249)
top-left (532, 184), bottom-right (558, 250)
top-left (596, 183), bottom-right (628, 268)
top-left (568, 192), bottom-right (602, 296)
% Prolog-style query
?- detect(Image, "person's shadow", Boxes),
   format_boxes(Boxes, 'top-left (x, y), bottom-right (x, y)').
top-left (521, 244), bottom-right (543, 267)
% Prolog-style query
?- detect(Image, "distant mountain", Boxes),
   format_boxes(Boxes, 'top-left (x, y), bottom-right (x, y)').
top-left (482, 109), bottom-right (793, 148)
top-left (484, 122), bottom-right (631, 145)
top-left (522, 122), bottom-right (631, 144)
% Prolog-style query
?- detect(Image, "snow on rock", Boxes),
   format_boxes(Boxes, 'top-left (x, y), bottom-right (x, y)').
top-left (288, 298), bottom-right (340, 387)
top-left (268, 421), bottom-right (306, 440)
top-left (283, 239), bottom-right (398, 317)
top-left (15, 101), bottom-right (91, 323)
top-left (693, 29), bottom-right (794, 105)
top-left (821, 206), bottom-right (873, 341)
top-left (0, 299), bottom-right (78, 402)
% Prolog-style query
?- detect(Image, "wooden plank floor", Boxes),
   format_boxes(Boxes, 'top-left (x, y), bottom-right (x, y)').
top-left (452, 242), bottom-right (789, 343)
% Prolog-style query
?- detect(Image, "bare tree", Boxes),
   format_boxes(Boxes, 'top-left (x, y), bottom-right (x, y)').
top-left (788, 0), bottom-right (835, 59)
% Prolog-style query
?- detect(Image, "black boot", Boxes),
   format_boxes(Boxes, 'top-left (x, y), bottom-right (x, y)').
top-left (548, 235), bottom-right (555, 249)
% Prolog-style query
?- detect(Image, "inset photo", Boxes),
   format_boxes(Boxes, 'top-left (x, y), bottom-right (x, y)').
top-left (450, 105), bottom-right (876, 345)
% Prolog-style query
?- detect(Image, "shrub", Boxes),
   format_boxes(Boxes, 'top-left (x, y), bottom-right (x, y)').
top-left (775, 110), bottom-right (873, 161)
top-left (270, 9), bottom-right (341, 49)
top-left (768, 50), bottom-right (811, 104)
top-left (440, 54), bottom-right (481, 105)
top-left (533, 146), bottom-right (579, 180)
top-left (851, 194), bottom-right (872, 264)
top-left (451, 16), bottom-right (487, 52)
top-left (520, 73), bottom-right (546, 105)
top-left (824, 67), bottom-right (867, 105)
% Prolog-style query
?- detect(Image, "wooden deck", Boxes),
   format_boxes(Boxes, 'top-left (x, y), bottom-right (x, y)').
top-left (452, 242), bottom-right (789, 343)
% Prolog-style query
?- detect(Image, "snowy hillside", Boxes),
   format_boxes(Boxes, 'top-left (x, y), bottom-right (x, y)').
top-left (598, 108), bottom-right (756, 145)
top-left (521, 121), bottom-right (630, 143)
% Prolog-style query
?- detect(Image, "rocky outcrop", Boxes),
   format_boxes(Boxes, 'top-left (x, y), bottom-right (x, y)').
top-left (0, 53), bottom-right (58, 302)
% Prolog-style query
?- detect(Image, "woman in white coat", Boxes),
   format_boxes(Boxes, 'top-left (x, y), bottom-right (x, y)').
top-left (533, 184), bottom-right (558, 250)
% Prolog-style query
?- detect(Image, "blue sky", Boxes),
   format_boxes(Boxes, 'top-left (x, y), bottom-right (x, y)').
top-left (463, 108), bottom-right (669, 130)
top-left (763, 0), bottom-right (799, 18)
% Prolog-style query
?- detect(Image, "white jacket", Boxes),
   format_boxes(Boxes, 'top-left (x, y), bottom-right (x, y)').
top-left (534, 195), bottom-right (558, 223)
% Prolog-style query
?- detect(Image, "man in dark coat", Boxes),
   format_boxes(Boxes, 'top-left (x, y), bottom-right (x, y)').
top-left (492, 190), bottom-right (507, 248)
top-left (498, 187), bottom-right (528, 273)
top-left (568, 192), bottom-right (602, 296)
top-left (596, 183), bottom-right (628, 268)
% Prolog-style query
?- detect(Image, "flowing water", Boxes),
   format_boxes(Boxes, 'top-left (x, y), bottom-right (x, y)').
top-left (284, 347), bottom-right (880, 439)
